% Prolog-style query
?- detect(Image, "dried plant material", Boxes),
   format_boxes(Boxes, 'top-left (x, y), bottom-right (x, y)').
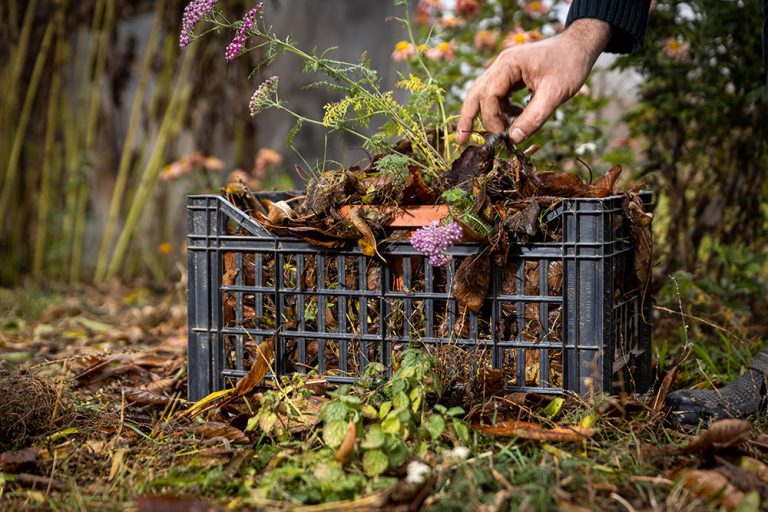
top-left (454, 251), bottom-right (491, 313)
top-left (0, 448), bottom-right (39, 473)
top-left (400, 167), bottom-right (438, 204)
top-left (347, 206), bottom-right (378, 257)
top-left (676, 469), bottom-right (744, 510)
top-left (653, 346), bottom-right (691, 413)
top-left (135, 495), bottom-right (217, 512)
top-left (123, 388), bottom-right (170, 406)
top-left (623, 192), bottom-right (653, 310)
top-left (192, 421), bottom-right (249, 444)
top-left (233, 339), bottom-right (275, 397)
top-left (443, 144), bottom-right (495, 190)
top-left (536, 172), bottom-right (590, 198)
top-left (504, 200), bottom-right (540, 240)
top-left (588, 165), bottom-right (623, 197)
top-left (477, 420), bottom-right (595, 442)
top-left (0, 366), bottom-right (58, 450)
top-left (264, 199), bottom-right (296, 225)
top-left (741, 457), bottom-right (768, 483)
top-left (679, 419), bottom-right (752, 454)
top-left (335, 421), bottom-right (357, 463)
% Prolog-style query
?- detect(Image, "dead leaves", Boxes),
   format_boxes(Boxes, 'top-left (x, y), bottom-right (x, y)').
top-left (477, 420), bottom-right (595, 443)
top-left (335, 421), bottom-right (357, 464)
top-left (678, 419), bottom-right (752, 454)
top-left (453, 251), bottom-right (491, 313)
top-left (676, 469), bottom-right (745, 510)
top-left (191, 422), bottom-right (249, 444)
top-left (346, 206), bottom-right (378, 257)
top-left (233, 339), bottom-right (275, 397)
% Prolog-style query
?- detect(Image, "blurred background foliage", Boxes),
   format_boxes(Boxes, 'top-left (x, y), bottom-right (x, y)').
top-left (0, 0), bottom-right (766, 368)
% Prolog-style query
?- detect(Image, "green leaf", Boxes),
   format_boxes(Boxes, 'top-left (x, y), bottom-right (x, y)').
top-left (543, 397), bottom-right (565, 420)
top-left (323, 419), bottom-right (350, 449)
top-left (258, 411), bottom-right (278, 434)
top-left (362, 404), bottom-right (378, 420)
top-left (385, 438), bottom-right (409, 469)
top-left (446, 407), bottom-right (465, 417)
top-left (392, 391), bottom-right (409, 412)
top-left (382, 415), bottom-right (401, 434)
top-left (425, 414), bottom-right (445, 440)
top-left (361, 425), bottom-right (386, 450)
top-left (452, 419), bottom-right (469, 443)
top-left (362, 449), bottom-right (388, 477)
top-left (379, 401), bottom-right (392, 419)
top-left (321, 401), bottom-right (348, 423)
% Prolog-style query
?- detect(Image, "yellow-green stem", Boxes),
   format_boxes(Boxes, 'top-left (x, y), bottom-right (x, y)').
top-left (70, 0), bottom-right (116, 282)
top-left (105, 47), bottom-right (196, 280)
top-left (94, 0), bottom-right (166, 283)
top-left (0, 18), bottom-right (55, 230)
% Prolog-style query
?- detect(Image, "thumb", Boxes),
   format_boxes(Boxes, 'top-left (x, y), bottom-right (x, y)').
top-left (508, 88), bottom-right (561, 144)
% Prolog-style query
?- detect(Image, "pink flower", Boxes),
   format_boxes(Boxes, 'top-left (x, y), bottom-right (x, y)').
top-left (455, 0), bottom-right (482, 19)
top-left (180, 0), bottom-right (218, 47)
top-left (392, 40), bottom-right (416, 62)
top-left (474, 29), bottom-right (499, 52)
top-left (426, 41), bottom-right (456, 61)
top-left (439, 16), bottom-right (464, 28)
top-left (524, 0), bottom-right (549, 15)
top-left (662, 36), bottom-right (690, 61)
top-left (503, 27), bottom-right (530, 47)
top-left (225, 3), bottom-right (264, 62)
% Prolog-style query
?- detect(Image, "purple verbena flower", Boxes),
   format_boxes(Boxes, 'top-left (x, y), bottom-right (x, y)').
top-left (410, 221), bottom-right (463, 267)
top-left (225, 3), bottom-right (265, 61)
top-left (249, 76), bottom-right (279, 116)
top-left (180, 0), bottom-right (218, 48)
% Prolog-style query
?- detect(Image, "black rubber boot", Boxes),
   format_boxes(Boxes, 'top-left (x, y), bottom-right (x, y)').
top-left (665, 351), bottom-right (768, 426)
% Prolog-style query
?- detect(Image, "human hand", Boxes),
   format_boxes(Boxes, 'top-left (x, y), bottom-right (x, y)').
top-left (456, 19), bottom-right (612, 145)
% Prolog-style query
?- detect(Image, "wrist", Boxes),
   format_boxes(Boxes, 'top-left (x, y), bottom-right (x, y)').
top-left (563, 18), bottom-right (612, 64)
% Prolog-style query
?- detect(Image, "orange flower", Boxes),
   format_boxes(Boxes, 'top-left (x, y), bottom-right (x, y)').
top-left (662, 36), bottom-right (690, 61)
top-left (392, 40), bottom-right (416, 62)
top-left (158, 243), bottom-right (172, 255)
top-left (474, 29), bottom-right (499, 52)
top-left (255, 148), bottom-right (283, 174)
top-left (426, 41), bottom-right (456, 61)
top-left (455, 0), bottom-right (482, 19)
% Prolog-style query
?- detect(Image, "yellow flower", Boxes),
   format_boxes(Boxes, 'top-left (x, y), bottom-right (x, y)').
top-left (397, 74), bottom-right (428, 93)
top-left (391, 40), bottom-right (416, 61)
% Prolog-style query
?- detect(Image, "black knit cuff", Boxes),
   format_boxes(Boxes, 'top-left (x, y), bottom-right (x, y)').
top-left (566, 0), bottom-right (651, 54)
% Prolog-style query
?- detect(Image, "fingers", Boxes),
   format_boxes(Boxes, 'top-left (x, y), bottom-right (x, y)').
top-left (508, 87), bottom-right (560, 144)
top-left (456, 88), bottom-right (480, 145)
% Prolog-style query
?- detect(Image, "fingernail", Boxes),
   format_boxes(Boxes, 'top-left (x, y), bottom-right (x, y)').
top-left (510, 127), bottom-right (527, 144)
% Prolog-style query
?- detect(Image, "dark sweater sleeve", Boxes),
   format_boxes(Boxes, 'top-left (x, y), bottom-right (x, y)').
top-left (565, 0), bottom-right (652, 54)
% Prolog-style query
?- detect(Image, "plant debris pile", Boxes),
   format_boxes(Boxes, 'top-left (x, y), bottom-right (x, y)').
top-left (0, 365), bottom-right (59, 451)
top-left (215, 135), bottom-right (652, 392)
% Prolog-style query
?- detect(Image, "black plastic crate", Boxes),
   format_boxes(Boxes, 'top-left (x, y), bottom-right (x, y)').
top-left (186, 192), bottom-right (652, 401)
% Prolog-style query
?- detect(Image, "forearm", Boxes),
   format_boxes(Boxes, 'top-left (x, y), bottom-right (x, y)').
top-left (566, 0), bottom-right (652, 54)
top-left (565, 18), bottom-right (613, 65)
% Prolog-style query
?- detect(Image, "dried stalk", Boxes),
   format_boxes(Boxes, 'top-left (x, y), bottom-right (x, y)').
top-left (0, 17), bottom-right (55, 230)
top-left (105, 47), bottom-right (197, 280)
top-left (70, 0), bottom-right (116, 282)
top-left (94, 0), bottom-right (166, 283)
top-left (33, 20), bottom-right (66, 279)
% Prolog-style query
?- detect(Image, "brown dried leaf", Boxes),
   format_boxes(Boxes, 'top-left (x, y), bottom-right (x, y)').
top-left (444, 144), bottom-right (495, 190)
top-left (233, 339), bottom-right (274, 397)
top-left (454, 251), bottom-right (491, 313)
top-left (588, 165), bottom-right (623, 198)
top-left (680, 419), bottom-right (752, 454)
top-left (478, 420), bottom-right (594, 442)
top-left (0, 448), bottom-right (39, 473)
top-left (741, 456), bottom-right (768, 483)
top-left (504, 201), bottom-right (540, 239)
top-left (135, 495), bottom-right (217, 512)
top-left (677, 469), bottom-right (744, 510)
top-left (400, 166), bottom-right (438, 204)
top-left (537, 172), bottom-right (589, 198)
top-left (623, 193), bottom-right (653, 312)
top-left (191, 422), bottom-right (249, 444)
top-left (346, 206), bottom-right (377, 257)
top-left (124, 388), bottom-right (170, 406)
top-left (335, 421), bottom-right (357, 464)
top-left (264, 199), bottom-right (296, 225)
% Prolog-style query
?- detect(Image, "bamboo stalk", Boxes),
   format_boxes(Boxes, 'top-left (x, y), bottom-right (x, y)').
top-left (105, 47), bottom-right (197, 280)
top-left (94, 0), bottom-right (166, 283)
top-left (0, 17), bottom-right (55, 231)
top-left (33, 22), bottom-right (65, 279)
top-left (70, 0), bottom-right (116, 282)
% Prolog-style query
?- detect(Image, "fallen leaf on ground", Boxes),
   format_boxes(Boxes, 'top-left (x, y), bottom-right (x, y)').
top-left (191, 422), bottom-right (249, 444)
top-left (477, 420), bottom-right (595, 442)
top-left (676, 469), bottom-right (744, 510)
top-left (680, 419), bottom-right (752, 454)
top-left (233, 339), bottom-right (275, 397)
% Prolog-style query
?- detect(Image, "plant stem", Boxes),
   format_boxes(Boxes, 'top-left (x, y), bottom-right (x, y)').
top-left (33, 13), bottom-right (66, 280)
top-left (70, 0), bottom-right (116, 283)
top-left (105, 46), bottom-right (197, 280)
top-left (94, 0), bottom-right (166, 283)
top-left (0, 16), bottom-right (55, 232)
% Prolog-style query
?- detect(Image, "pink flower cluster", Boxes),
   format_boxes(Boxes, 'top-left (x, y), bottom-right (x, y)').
top-left (225, 3), bottom-right (264, 61)
top-left (410, 221), bottom-right (463, 266)
top-left (179, 0), bottom-right (218, 47)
